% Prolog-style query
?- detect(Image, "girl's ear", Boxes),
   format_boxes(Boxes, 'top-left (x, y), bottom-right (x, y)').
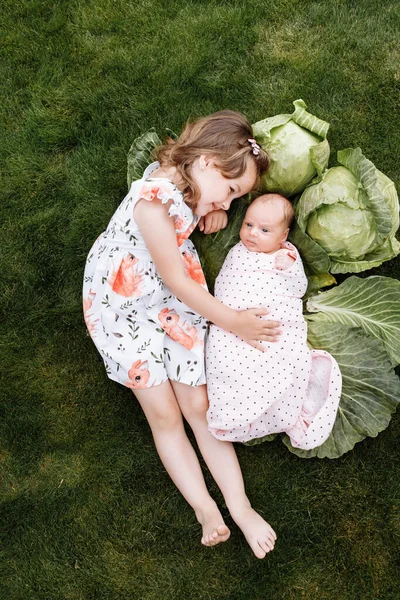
top-left (199, 155), bottom-right (208, 170)
top-left (201, 154), bottom-right (216, 169)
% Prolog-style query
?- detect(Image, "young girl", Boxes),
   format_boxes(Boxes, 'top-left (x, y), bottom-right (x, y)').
top-left (83, 111), bottom-right (280, 559)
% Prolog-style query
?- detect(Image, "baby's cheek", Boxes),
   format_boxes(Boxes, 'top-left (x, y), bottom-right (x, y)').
top-left (239, 228), bottom-right (248, 244)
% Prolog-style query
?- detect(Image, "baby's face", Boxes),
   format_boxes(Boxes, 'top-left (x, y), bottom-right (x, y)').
top-left (240, 200), bottom-right (289, 254)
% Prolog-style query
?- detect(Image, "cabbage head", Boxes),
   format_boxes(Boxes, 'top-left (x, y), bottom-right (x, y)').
top-left (293, 148), bottom-right (400, 274)
top-left (252, 99), bottom-right (330, 196)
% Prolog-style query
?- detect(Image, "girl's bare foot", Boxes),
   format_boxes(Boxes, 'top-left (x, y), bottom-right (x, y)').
top-left (231, 505), bottom-right (277, 558)
top-left (196, 502), bottom-right (231, 547)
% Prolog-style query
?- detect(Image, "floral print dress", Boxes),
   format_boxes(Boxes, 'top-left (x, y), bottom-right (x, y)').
top-left (83, 162), bottom-right (208, 389)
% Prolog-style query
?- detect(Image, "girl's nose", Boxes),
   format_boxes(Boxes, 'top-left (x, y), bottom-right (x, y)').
top-left (221, 200), bottom-right (231, 211)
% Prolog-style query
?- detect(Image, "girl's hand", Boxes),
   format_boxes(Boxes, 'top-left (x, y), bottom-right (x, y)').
top-left (232, 308), bottom-right (281, 351)
top-left (198, 210), bottom-right (228, 234)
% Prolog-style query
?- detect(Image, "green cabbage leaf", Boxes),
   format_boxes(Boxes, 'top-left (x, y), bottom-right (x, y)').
top-left (306, 276), bottom-right (400, 366)
top-left (252, 99), bottom-right (330, 196)
top-left (127, 127), bottom-right (177, 188)
top-left (295, 148), bottom-right (400, 274)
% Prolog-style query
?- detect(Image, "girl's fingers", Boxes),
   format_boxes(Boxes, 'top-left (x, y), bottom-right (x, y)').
top-left (250, 309), bottom-right (281, 330)
top-left (203, 211), bottom-right (228, 234)
top-left (198, 217), bottom-right (205, 231)
top-left (204, 217), bottom-right (214, 234)
top-left (249, 307), bottom-right (269, 317)
top-left (246, 334), bottom-right (278, 349)
top-left (262, 321), bottom-right (281, 331)
top-left (247, 340), bottom-right (265, 352)
top-left (210, 216), bottom-right (222, 233)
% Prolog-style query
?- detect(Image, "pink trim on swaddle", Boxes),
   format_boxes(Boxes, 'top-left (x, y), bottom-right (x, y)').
top-left (285, 350), bottom-right (342, 450)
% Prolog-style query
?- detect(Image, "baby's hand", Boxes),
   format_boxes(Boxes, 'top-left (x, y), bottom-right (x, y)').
top-left (232, 308), bottom-right (281, 351)
top-left (274, 249), bottom-right (296, 271)
top-left (198, 210), bottom-right (228, 234)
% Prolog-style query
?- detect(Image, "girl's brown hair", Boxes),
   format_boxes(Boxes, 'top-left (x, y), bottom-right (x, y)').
top-left (155, 110), bottom-right (270, 207)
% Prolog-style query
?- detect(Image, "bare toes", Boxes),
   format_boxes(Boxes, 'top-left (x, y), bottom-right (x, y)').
top-left (260, 540), bottom-right (272, 554)
top-left (231, 506), bottom-right (276, 558)
top-left (266, 534), bottom-right (275, 547)
top-left (197, 504), bottom-right (231, 548)
top-left (216, 524), bottom-right (230, 537)
top-left (203, 525), bottom-right (230, 546)
top-left (254, 544), bottom-right (267, 559)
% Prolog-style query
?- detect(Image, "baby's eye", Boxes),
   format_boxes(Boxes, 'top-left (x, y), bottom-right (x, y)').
top-left (262, 228), bottom-right (269, 233)
top-left (246, 222), bottom-right (252, 227)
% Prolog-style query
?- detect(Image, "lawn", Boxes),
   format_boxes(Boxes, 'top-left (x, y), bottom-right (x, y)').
top-left (1, 0), bottom-right (400, 598)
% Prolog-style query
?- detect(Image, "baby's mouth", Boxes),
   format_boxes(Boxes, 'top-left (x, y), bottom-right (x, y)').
top-left (245, 239), bottom-right (257, 250)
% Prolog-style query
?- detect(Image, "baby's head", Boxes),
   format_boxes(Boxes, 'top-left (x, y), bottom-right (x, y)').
top-left (240, 194), bottom-right (294, 254)
top-left (155, 111), bottom-right (270, 216)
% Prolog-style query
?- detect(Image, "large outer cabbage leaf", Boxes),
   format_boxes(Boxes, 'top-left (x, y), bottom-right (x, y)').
top-left (127, 128), bottom-right (161, 188)
top-left (338, 148), bottom-right (398, 244)
top-left (282, 323), bottom-right (400, 459)
top-left (252, 99), bottom-right (330, 196)
top-left (306, 276), bottom-right (400, 366)
top-left (295, 148), bottom-right (400, 274)
top-left (289, 222), bottom-right (332, 274)
top-left (127, 128), bottom-right (178, 188)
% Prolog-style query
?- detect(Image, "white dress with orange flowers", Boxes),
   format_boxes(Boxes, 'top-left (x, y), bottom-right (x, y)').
top-left (83, 162), bottom-right (208, 389)
top-left (206, 241), bottom-right (342, 450)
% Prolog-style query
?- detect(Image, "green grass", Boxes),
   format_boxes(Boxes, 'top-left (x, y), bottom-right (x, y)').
top-left (1, 0), bottom-right (400, 598)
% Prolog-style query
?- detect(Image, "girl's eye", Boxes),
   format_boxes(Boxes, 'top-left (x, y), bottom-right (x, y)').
top-left (229, 187), bottom-right (234, 194)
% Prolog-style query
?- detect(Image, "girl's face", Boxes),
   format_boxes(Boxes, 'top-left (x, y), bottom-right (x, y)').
top-left (192, 156), bottom-right (257, 217)
top-left (240, 200), bottom-right (289, 254)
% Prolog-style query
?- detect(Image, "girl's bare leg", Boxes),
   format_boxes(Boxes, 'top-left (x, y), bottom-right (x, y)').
top-left (133, 381), bottom-right (230, 547)
top-left (170, 381), bottom-right (277, 559)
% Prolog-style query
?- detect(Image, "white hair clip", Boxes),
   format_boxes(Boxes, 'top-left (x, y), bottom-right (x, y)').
top-left (248, 138), bottom-right (261, 156)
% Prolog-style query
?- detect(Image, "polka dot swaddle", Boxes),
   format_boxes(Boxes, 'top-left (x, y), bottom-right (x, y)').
top-left (206, 241), bottom-right (342, 450)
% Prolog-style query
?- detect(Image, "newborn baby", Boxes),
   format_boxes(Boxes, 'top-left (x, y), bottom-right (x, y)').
top-left (206, 194), bottom-right (342, 449)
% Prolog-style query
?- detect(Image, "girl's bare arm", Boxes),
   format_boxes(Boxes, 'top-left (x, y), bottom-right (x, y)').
top-left (134, 199), bottom-right (281, 344)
